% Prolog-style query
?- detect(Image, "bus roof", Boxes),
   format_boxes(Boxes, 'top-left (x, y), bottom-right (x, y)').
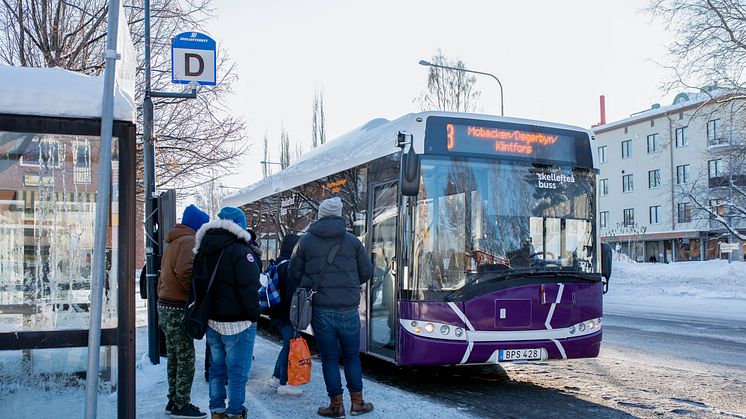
top-left (222, 111), bottom-right (593, 208)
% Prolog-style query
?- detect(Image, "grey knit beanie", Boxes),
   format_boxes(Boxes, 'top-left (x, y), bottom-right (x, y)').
top-left (318, 197), bottom-right (343, 219)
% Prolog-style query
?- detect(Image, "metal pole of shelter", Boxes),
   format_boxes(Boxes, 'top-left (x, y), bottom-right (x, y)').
top-left (418, 60), bottom-right (504, 116)
top-left (728, 107), bottom-right (732, 263)
top-left (143, 0), bottom-right (161, 365)
top-left (85, 0), bottom-right (120, 417)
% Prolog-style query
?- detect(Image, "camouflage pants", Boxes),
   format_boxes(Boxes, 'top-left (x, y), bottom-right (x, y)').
top-left (158, 305), bottom-right (195, 409)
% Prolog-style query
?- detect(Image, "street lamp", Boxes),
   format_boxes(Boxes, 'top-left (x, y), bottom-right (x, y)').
top-left (418, 59), bottom-right (504, 116)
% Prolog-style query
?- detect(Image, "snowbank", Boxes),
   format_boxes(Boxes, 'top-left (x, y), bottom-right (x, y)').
top-left (605, 259), bottom-right (746, 322)
top-left (0, 65), bottom-right (136, 122)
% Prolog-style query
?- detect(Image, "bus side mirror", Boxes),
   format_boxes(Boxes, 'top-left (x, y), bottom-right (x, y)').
top-left (400, 145), bottom-right (420, 197)
top-left (601, 243), bottom-right (612, 291)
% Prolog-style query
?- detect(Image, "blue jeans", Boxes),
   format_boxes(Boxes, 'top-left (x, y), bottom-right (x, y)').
top-left (206, 324), bottom-right (256, 415)
top-left (311, 307), bottom-right (363, 397)
top-left (272, 318), bottom-right (296, 385)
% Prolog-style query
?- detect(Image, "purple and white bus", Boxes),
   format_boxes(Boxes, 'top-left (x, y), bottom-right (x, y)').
top-left (224, 111), bottom-right (612, 366)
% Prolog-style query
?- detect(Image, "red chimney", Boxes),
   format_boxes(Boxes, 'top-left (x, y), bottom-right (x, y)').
top-left (599, 95), bottom-right (606, 125)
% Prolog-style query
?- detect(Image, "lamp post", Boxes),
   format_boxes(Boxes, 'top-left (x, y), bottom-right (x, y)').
top-left (418, 60), bottom-right (504, 116)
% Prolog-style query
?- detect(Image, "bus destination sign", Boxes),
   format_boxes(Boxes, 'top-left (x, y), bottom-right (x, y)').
top-left (425, 117), bottom-right (592, 166)
top-left (447, 124), bottom-right (559, 155)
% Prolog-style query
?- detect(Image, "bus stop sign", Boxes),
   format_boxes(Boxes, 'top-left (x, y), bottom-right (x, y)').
top-left (171, 32), bottom-right (216, 86)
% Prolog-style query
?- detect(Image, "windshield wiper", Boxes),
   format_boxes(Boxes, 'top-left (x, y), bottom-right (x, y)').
top-left (444, 269), bottom-right (598, 302)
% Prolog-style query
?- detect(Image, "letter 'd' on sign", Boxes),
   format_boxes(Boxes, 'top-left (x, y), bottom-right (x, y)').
top-left (171, 32), bottom-right (216, 86)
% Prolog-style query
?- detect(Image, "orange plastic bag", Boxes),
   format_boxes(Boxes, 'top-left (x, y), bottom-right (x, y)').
top-left (287, 336), bottom-right (312, 386)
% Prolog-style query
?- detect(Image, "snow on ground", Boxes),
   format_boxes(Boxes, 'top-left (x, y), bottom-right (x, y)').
top-left (136, 327), bottom-right (476, 418)
top-left (0, 325), bottom-right (477, 419)
top-left (604, 259), bottom-right (746, 322)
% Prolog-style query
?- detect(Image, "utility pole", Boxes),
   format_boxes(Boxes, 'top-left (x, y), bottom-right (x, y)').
top-left (143, 0), bottom-right (197, 365)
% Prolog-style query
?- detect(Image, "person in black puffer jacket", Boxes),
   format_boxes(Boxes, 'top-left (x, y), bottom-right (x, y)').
top-left (266, 233), bottom-right (302, 395)
top-left (193, 207), bottom-right (260, 419)
top-left (289, 197), bottom-right (374, 417)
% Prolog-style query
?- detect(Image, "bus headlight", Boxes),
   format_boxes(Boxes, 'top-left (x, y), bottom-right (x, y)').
top-left (424, 323), bottom-right (435, 333)
top-left (568, 318), bottom-right (601, 337)
top-left (454, 328), bottom-right (464, 337)
top-left (411, 321), bottom-right (418, 327)
top-left (440, 325), bottom-right (450, 335)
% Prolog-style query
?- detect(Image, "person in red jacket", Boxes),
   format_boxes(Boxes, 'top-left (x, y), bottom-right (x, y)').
top-left (157, 204), bottom-right (209, 418)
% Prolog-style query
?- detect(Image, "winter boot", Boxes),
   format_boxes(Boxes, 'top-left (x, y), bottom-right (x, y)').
top-left (349, 392), bottom-right (374, 416)
top-left (317, 394), bottom-right (345, 418)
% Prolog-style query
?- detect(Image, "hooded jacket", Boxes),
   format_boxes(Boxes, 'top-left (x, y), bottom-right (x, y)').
top-left (192, 219), bottom-right (261, 323)
top-left (157, 224), bottom-right (198, 307)
top-left (290, 216), bottom-right (374, 308)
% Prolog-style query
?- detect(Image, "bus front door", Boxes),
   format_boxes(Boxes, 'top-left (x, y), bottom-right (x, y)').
top-left (366, 181), bottom-right (398, 360)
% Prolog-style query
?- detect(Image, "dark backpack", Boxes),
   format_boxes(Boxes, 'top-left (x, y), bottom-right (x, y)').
top-left (182, 250), bottom-right (225, 340)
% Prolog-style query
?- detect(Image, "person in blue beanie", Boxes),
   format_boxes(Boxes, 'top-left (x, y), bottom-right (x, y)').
top-left (194, 207), bottom-right (261, 419)
top-left (157, 204), bottom-right (210, 418)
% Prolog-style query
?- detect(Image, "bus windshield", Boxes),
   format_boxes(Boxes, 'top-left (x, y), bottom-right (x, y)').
top-left (412, 156), bottom-right (597, 297)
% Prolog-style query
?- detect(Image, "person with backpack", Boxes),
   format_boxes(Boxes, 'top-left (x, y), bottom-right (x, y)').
top-left (193, 207), bottom-right (261, 419)
top-left (157, 204), bottom-right (209, 419)
top-left (265, 233), bottom-right (302, 395)
top-left (289, 197), bottom-right (375, 417)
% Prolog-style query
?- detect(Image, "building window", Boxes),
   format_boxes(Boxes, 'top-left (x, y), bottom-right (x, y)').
top-left (19, 137), bottom-right (63, 168)
top-left (709, 199), bottom-right (725, 217)
top-left (621, 140), bottom-right (632, 159)
top-left (647, 134), bottom-right (659, 153)
top-left (623, 208), bottom-right (635, 226)
top-left (600, 178), bottom-right (609, 196)
top-left (675, 127), bottom-right (688, 147)
top-left (707, 119), bottom-right (725, 145)
top-left (598, 146), bottom-right (607, 164)
top-left (708, 159), bottom-right (723, 178)
top-left (678, 202), bottom-right (692, 223)
top-left (73, 141), bottom-right (92, 184)
top-left (600, 211), bottom-right (609, 228)
top-left (648, 169), bottom-right (661, 188)
top-left (622, 174), bottom-right (634, 192)
top-left (676, 164), bottom-right (690, 184)
top-left (649, 205), bottom-right (660, 224)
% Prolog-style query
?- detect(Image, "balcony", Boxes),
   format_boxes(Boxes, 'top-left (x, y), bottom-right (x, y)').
top-left (708, 175), bottom-right (746, 189)
top-left (708, 137), bottom-right (728, 147)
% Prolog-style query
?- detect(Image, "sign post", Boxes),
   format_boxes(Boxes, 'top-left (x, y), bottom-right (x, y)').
top-left (719, 242), bottom-right (739, 263)
top-left (143, 26), bottom-right (218, 366)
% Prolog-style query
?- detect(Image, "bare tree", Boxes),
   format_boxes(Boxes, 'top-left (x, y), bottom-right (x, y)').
top-left (194, 172), bottom-right (228, 218)
top-left (650, 0), bottom-right (746, 242)
top-left (280, 123), bottom-right (290, 170)
top-left (0, 0), bottom-right (248, 194)
top-left (312, 87), bottom-right (327, 148)
top-left (649, 0), bottom-right (746, 100)
top-left (262, 132), bottom-right (269, 179)
top-left (414, 49), bottom-right (481, 112)
top-left (293, 141), bottom-right (304, 163)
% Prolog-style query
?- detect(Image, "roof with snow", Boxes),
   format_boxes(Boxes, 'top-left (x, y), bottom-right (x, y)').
top-left (0, 65), bottom-right (136, 122)
top-left (222, 111), bottom-right (593, 208)
top-left (592, 91), bottom-right (727, 134)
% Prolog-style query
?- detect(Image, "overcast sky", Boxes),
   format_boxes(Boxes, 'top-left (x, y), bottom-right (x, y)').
top-left (205, 0), bottom-right (673, 188)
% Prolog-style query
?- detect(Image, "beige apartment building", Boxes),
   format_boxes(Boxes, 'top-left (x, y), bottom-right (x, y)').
top-left (592, 92), bottom-right (745, 262)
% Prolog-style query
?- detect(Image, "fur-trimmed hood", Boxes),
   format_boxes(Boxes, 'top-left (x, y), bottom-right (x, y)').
top-left (193, 219), bottom-right (252, 254)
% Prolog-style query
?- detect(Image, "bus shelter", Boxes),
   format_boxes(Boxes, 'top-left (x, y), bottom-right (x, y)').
top-left (0, 65), bottom-right (136, 417)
